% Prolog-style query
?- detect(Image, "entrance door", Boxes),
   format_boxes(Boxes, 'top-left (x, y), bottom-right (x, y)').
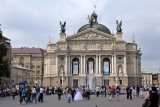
top-left (104, 80), bottom-right (109, 87)
top-left (73, 79), bottom-right (78, 87)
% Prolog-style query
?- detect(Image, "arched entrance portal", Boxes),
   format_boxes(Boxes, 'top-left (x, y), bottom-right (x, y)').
top-left (87, 58), bottom-right (95, 90)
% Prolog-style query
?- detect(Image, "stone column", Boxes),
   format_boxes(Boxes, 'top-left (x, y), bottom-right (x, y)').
top-left (65, 55), bottom-right (68, 74)
top-left (68, 55), bottom-right (70, 74)
top-left (112, 55), bottom-right (114, 74)
top-left (56, 55), bottom-right (58, 75)
top-left (134, 56), bottom-right (136, 75)
top-left (96, 55), bottom-right (98, 74)
top-left (48, 57), bottom-right (51, 74)
top-left (46, 58), bottom-right (48, 74)
top-left (124, 54), bottom-right (127, 75)
top-left (99, 55), bottom-right (101, 74)
top-left (136, 57), bottom-right (138, 75)
top-left (81, 55), bottom-right (83, 74)
top-left (114, 54), bottom-right (116, 74)
top-left (84, 55), bottom-right (86, 74)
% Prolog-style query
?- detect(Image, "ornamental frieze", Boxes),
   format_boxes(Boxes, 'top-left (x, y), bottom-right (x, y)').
top-left (57, 44), bottom-right (67, 50)
top-left (71, 33), bottom-right (110, 40)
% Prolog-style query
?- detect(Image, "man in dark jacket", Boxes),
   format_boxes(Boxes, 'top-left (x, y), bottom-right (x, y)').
top-left (57, 87), bottom-right (62, 100)
top-left (71, 87), bottom-right (75, 101)
top-left (126, 86), bottom-right (130, 99)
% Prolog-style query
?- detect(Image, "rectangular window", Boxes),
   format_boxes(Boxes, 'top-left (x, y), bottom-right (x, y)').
top-left (32, 65), bottom-right (35, 69)
top-left (145, 76), bottom-right (147, 79)
top-left (119, 80), bottom-right (122, 85)
top-left (37, 60), bottom-right (41, 63)
top-left (36, 71), bottom-right (40, 75)
top-left (31, 60), bottom-right (35, 63)
top-left (37, 65), bottom-right (40, 69)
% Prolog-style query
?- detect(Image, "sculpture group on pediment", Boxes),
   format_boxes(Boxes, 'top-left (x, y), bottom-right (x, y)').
top-left (73, 33), bottom-right (109, 40)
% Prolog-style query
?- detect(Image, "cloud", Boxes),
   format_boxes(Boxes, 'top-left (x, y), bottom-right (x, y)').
top-left (0, 0), bottom-right (160, 73)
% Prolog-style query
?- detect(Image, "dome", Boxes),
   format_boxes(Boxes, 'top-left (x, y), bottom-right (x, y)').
top-left (77, 11), bottom-right (111, 34)
top-left (77, 23), bottom-right (111, 34)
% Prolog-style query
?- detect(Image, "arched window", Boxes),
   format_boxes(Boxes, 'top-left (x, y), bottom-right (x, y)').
top-left (87, 58), bottom-right (94, 74)
top-left (72, 58), bottom-right (79, 74)
top-left (103, 58), bottom-right (110, 75)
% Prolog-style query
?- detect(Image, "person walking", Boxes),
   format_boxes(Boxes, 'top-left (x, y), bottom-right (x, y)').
top-left (116, 86), bottom-right (120, 101)
top-left (96, 85), bottom-right (100, 97)
top-left (12, 86), bottom-right (16, 100)
top-left (101, 86), bottom-right (105, 97)
top-left (20, 88), bottom-right (27, 104)
top-left (140, 86), bottom-right (144, 99)
top-left (85, 85), bottom-right (90, 100)
top-left (26, 86), bottom-right (32, 103)
top-left (137, 85), bottom-right (139, 97)
top-left (31, 86), bottom-right (37, 103)
top-left (108, 86), bottom-right (112, 101)
top-left (128, 87), bottom-right (132, 100)
top-left (67, 90), bottom-right (71, 103)
top-left (71, 87), bottom-right (75, 101)
top-left (38, 86), bottom-right (44, 102)
top-left (111, 86), bottom-right (115, 98)
top-left (126, 86), bottom-right (130, 99)
top-left (36, 86), bottom-right (40, 101)
top-left (57, 87), bottom-right (62, 100)
top-left (19, 87), bottom-right (22, 98)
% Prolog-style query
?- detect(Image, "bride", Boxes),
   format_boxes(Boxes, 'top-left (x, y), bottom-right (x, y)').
top-left (74, 88), bottom-right (83, 101)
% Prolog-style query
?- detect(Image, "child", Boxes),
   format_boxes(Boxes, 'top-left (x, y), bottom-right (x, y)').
top-left (67, 91), bottom-right (71, 103)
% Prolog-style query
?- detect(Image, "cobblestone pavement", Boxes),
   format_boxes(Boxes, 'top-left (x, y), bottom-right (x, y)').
top-left (0, 91), bottom-right (148, 107)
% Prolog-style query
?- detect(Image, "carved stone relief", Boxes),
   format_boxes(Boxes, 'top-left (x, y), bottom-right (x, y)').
top-left (57, 44), bottom-right (67, 50)
top-left (71, 32), bottom-right (110, 40)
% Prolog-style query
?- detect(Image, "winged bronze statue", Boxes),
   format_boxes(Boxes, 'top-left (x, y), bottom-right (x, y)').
top-left (116, 20), bottom-right (122, 32)
top-left (60, 21), bottom-right (66, 33)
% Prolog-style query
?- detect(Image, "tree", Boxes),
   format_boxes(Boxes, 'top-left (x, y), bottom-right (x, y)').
top-left (0, 25), bottom-right (10, 87)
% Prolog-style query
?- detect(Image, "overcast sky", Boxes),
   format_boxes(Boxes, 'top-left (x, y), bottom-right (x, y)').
top-left (0, 0), bottom-right (160, 73)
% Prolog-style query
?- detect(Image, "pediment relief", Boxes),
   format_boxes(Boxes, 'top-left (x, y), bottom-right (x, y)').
top-left (67, 28), bottom-right (115, 41)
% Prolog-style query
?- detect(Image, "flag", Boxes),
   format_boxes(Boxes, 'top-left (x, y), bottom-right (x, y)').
top-left (94, 5), bottom-right (96, 8)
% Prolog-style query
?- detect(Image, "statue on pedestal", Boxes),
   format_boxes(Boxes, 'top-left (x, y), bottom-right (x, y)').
top-left (60, 21), bottom-right (66, 33)
top-left (87, 15), bottom-right (95, 27)
top-left (116, 20), bottom-right (122, 32)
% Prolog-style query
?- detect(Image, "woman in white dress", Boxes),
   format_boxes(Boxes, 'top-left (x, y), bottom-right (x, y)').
top-left (74, 88), bottom-right (83, 101)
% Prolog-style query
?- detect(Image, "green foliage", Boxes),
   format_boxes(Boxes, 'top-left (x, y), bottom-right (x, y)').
top-left (0, 59), bottom-right (10, 78)
top-left (0, 28), bottom-right (2, 40)
top-left (0, 26), bottom-right (10, 79)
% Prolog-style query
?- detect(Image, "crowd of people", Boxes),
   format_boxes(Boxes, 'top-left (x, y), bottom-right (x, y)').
top-left (1, 85), bottom-right (160, 106)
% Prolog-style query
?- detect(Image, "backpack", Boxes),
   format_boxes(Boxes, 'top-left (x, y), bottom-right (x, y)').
top-left (116, 89), bottom-right (120, 93)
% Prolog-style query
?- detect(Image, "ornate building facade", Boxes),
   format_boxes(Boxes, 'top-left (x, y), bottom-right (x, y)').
top-left (44, 12), bottom-right (142, 89)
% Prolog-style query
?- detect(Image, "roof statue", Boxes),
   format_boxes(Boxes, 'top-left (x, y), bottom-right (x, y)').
top-left (87, 15), bottom-right (95, 27)
top-left (116, 20), bottom-right (122, 32)
top-left (60, 21), bottom-right (66, 33)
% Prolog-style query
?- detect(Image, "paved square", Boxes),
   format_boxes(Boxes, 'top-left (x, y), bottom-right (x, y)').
top-left (0, 92), bottom-right (148, 107)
